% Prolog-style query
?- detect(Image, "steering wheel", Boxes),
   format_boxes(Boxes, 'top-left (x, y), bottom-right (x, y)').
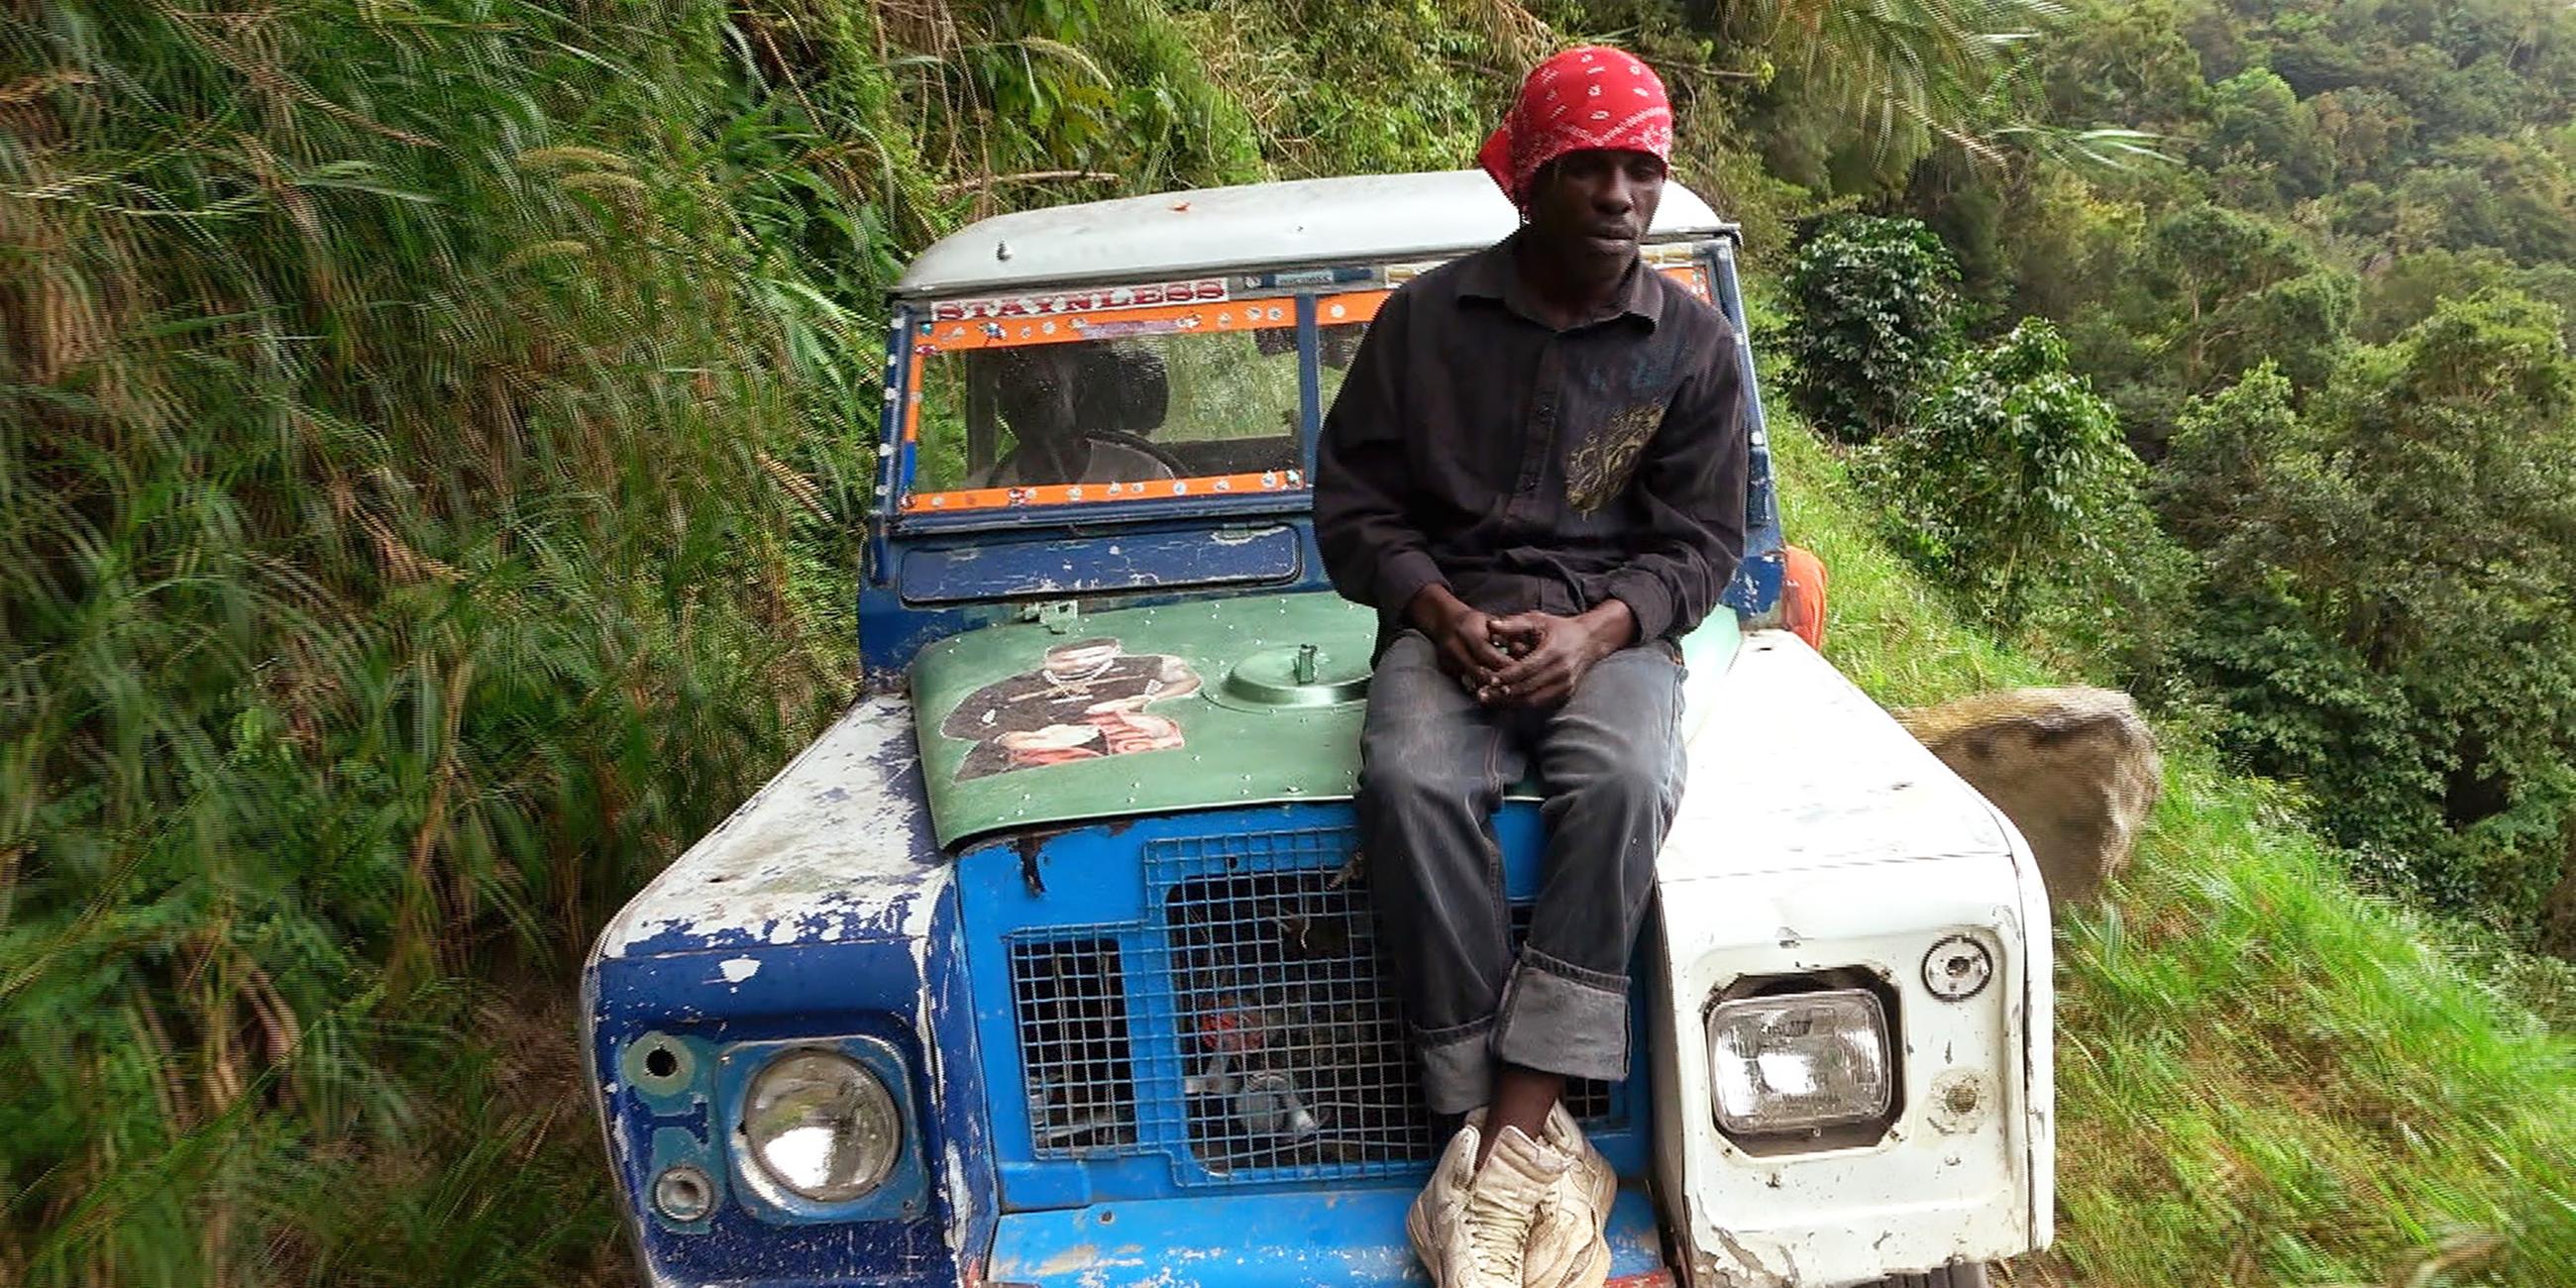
top-left (1087, 430), bottom-right (1190, 477)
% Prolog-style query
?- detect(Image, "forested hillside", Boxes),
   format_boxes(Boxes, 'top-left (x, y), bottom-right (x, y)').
top-left (5, 1), bottom-right (2574, 1285)
top-left (1903, 0), bottom-right (2576, 950)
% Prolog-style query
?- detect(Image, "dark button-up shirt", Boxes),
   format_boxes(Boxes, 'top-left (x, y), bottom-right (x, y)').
top-left (1314, 234), bottom-right (1750, 649)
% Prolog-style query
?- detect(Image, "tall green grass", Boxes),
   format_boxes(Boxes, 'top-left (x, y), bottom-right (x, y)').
top-left (2, 1), bottom-right (875, 1279)
top-left (1776, 425), bottom-right (2576, 1286)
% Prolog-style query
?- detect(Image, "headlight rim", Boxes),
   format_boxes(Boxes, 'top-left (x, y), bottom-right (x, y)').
top-left (1701, 968), bottom-right (1907, 1153)
top-left (716, 1033), bottom-right (929, 1225)
top-left (739, 1046), bottom-right (905, 1204)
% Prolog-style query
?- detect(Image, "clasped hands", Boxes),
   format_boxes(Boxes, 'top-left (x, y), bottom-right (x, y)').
top-left (1408, 586), bottom-right (1636, 708)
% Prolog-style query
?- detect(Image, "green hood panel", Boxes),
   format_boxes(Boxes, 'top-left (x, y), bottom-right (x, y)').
top-left (909, 591), bottom-right (1746, 846)
top-left (912, 592), bottom-right (1381, 845)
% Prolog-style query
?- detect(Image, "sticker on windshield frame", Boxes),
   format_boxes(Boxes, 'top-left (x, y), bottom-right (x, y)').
top-left (918, 298), bottom-right (1293, 353)
top-left (899, 293), bottom-right (1318, 515)
top-left (927, 278), bottom-right (1228, 324)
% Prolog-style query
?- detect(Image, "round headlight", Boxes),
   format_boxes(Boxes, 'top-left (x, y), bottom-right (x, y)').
top-left (741, 1049), bottom-right (902, 1203)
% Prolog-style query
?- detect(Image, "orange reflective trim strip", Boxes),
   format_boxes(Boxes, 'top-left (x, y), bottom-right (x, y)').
top-left (900, 470), bottom-right (1309, 514)
top-left (905, 348), bottom-right (926, 443)
top-left (914, 298), bottom-right (1298, 353)
top-left (1315, 290), bottom-right (1389, 326)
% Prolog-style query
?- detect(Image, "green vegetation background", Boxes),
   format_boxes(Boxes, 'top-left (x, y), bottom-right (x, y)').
top-left (4, 1), bottom-right (2572, 1284)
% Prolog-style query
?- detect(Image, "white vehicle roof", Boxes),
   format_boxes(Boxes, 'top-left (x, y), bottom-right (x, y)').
top-left (894, 169), bottom-right (1730, 298)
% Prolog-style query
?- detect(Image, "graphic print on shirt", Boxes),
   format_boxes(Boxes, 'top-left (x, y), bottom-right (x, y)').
top-left (938, 637), bottom-right (1202, 780)
top-left (1564, 399), bottom-right (1669, 514)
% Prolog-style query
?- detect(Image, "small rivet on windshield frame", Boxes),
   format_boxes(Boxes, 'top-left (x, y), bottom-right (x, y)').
top-left (995, 240), bottom-right (1013, 261)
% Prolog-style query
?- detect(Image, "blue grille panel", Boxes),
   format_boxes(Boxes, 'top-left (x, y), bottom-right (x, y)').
top-left (991, 811), bottom-right (1622, 1192)
top-left (1010, 933), bottom-right (1140, 1156)
top-left (1154, 825), bottom-right (1431, 1182)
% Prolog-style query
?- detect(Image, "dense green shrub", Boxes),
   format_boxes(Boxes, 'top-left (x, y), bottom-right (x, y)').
top-left (1853, 318), bottom-right (2157, 628)
top-left (1777, 215), bottom-right (1962, 442)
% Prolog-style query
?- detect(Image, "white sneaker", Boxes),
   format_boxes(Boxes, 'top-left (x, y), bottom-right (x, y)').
top-left (1462, 1123), bottom-right (1560, 1287)
top-left (1414, 1108), bottom-right (1617, 1288)
top-left (1408, 1115), bottom-right (1487, 1286)
top-left (1522, 1105), bottom-right (1616, 1288)
top-left (1538, 1103), bottom-right (1617, 1220)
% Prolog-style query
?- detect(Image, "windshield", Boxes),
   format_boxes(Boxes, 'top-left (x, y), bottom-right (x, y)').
top-left (899, 294), bottom-right (1378, 516)
top-left (891, 260), bottom-right (1712, 519)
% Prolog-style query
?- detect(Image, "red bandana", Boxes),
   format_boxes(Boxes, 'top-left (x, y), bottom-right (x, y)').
top-left (1478, 46), bottom-right (1673, 208)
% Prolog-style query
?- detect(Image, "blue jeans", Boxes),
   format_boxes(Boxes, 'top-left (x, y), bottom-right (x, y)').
top-left (1358, 630), bottom-right (1687, 1115)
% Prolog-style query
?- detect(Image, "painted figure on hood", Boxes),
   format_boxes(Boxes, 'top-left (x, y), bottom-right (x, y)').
top-left (940, 637), bottom-right (1201, 780)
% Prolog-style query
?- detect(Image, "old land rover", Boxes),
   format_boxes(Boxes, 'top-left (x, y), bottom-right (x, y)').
top-left (583, 169), bottom-right (2054, 1288)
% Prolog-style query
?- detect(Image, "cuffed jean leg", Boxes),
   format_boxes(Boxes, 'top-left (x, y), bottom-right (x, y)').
top-left (1491, 644), bottom-right (1686, 1083)
top-left (1358, 632), bottom-right (1526, 1115)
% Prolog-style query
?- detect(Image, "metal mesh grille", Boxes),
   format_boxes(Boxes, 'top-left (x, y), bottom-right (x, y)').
top-left (1005, 823), bottom-right (1619, 1184)
top-left (1159, 829), bottom-right (1431, 1178)
top-left (1010, 935), bottom-right (1139, 1156)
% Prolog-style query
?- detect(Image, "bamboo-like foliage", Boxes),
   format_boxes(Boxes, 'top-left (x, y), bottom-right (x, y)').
top-left (1724, 0), bottom-right (2059, 153)
top-left (1712, 0), bottom-right (2176, 178)
top-left (0, 1), bottom-right (881, 1280)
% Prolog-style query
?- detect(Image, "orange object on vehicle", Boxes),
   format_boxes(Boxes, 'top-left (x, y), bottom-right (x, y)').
top-left (1780, 545), bottom-right (1827, 651)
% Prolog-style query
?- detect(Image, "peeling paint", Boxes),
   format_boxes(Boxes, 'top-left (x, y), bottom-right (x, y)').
top-left (943, 1141), bottom-right (975, 1254)
top-left (1709, 1229), bottom-right (1786, 1286)
top-left (716, 957), bottom-right (760, 985)
top-left (593, 696), bottom-right (941, 958)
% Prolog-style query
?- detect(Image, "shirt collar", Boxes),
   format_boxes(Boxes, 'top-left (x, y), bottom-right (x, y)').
top-left (1456, 230), bottom-right (1663, 331)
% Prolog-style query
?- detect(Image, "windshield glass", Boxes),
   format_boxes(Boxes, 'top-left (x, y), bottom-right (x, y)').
top-left (892, 261), bottom-right (1709, 518)
top-left (901, 295), bottom-right (1379, 515)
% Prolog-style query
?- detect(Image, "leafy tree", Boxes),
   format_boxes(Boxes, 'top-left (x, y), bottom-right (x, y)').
top-left (2202, 68), bottom-right (2335, 205)
top-left (1854, 318), bottom-right (2149, 624)
top-left (2392, 138), bottom-right (2576, 266)
top-left (2356, 248), bottom-right (2576, 348)
top-left (2320, 178), bottom-right (2397, 241)
top-left (2001, 165), bottom-right (2150, 323)
top-left (2039, 0), bottom-right (2210, 133)
top-left (1777, 215), bottom-right (1962, 442)
top-left (2163, 296), bottom-right (2576, 921)
top-left (2308, 86), bottom-right (2416, 180)
top-left (2153, 207), bottom-right (2353, 381)
top-left (2062, 203), bottom-right (2354, 456)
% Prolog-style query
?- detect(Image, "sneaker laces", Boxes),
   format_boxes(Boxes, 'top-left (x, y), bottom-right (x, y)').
top-left (1463, 1177), bottom-right (1535, 1281)
top-left (1463, 1127), bottom-right (1567, 1282)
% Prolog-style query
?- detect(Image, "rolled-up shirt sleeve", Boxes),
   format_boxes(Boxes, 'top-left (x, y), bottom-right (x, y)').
top-left (1603, 321), bottom-right (1750, 643)
top-left (1314, 289), bottom-right (1448, 621)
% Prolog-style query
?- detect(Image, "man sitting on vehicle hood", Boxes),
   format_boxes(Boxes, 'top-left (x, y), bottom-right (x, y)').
top-left (1313, 46), bottom-right (1749, 1288)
